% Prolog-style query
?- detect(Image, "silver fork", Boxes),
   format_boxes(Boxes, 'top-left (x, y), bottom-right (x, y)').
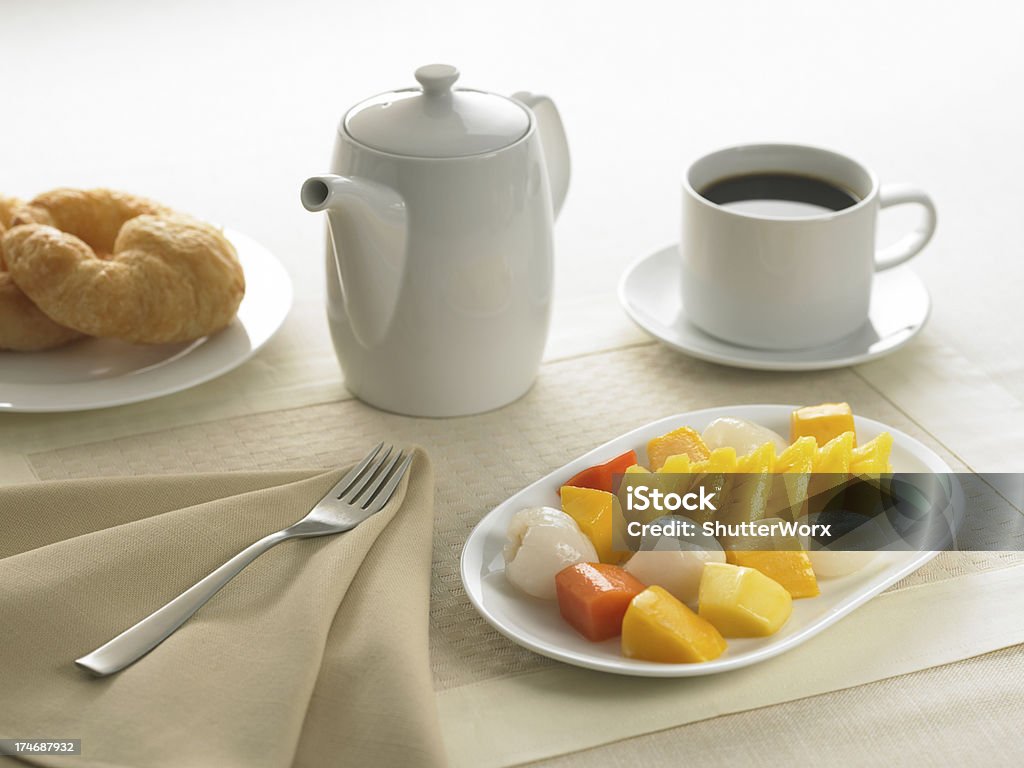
top-left (75, 443), bottom-right (413, 677)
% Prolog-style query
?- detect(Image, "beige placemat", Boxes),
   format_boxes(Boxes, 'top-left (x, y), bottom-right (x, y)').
top-left (0, 456), bottom-right (444, 768)
top-left (854, 332), bottom-right (1024, 473)
top-left (9, 341), bottom-right (1024, 765)
top-left (438, 564), bottom-right (1024, 767)
top-left (0, 295), bottom-right (647, 485)
top-left (0, 304), bottom-right (345, 485)
top-left (527, 643), bottom-right (1024, 768)
top-left (19, 344), bottom-right (961, 687)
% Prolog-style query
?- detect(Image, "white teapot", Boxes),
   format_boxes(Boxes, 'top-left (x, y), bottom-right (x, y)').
top-left (302, 64), bottom-right (570, 417)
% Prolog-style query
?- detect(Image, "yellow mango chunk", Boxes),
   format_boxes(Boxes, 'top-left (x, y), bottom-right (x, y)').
top-left (625, 464), bottom-right (651, 475)
top-left (850, 432), bottom-right (894, 474)
top-left (791, 402), bottom-right (857, 447)
top-left (647, 427), bottom-right (710, 471)
top-left (658, 454), bottom-right (691, 474)
top-left (561, 485), bottom-right (629, 563)
top-left (725, 442), bottom-right (775, 523)
top-left (775, 437), bottom-right (817, 473)
top-left (680, 448), bottom-right (737, 526)
top-left (726, 551), bottom-right (820, 598)
top-left (622, 585), bottom-right (727, 663)
top-left (771, 436), bottom-right (815, 514)
top-left (771, 436), bottom-right (815, 515)
top-left (737, 442), bottom-right (776, 473)
top-left (689, 447), bottom-right (738, 474)
top-left (812, 432), bottom-right (855, 473)
top-left (698, 562), bottom-right (793, 637)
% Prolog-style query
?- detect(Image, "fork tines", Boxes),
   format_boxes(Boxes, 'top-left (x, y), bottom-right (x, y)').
top-left (331, 443), bottom-right (414, 513)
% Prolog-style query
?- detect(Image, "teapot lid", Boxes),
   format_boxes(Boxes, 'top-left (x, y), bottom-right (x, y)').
top-left (344, 64), bottom-right (530, 158)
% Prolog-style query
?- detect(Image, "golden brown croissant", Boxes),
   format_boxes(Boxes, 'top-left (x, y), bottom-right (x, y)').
top-left (0, 194), bottom-right (82, 351)
top-left (3, 189), bottom-right (245, 345)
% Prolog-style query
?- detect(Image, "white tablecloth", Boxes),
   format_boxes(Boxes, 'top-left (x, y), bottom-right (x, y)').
top-left (2, 1), bottom-right (1022, 765)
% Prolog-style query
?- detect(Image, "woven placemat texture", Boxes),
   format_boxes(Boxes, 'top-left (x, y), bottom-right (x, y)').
top-left (526, 644), bottom-right (1024, 767)
top-left (26, 343), bottom-right (1014, 692)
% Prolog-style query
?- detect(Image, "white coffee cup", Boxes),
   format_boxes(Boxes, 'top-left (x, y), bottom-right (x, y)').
top-left (681, 143), bottom-right (936, 350)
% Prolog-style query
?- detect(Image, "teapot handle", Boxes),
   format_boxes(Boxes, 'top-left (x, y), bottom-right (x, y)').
top-left (513, 92), bottom-right (570, 219)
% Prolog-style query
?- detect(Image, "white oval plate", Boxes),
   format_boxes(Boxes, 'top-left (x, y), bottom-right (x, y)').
top-left (0, 229), bottom-right (292, 413)
top-left (619, 245), bottom-right (931, 371)
top-left (461, 405), bottom-right (954, 677)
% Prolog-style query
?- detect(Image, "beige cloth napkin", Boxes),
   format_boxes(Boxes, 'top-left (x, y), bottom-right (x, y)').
top-left (0, 452), bottom-right (445, 768)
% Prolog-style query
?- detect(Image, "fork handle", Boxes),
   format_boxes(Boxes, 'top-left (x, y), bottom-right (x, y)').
top-left (75, 529), bottom-right (291, 676)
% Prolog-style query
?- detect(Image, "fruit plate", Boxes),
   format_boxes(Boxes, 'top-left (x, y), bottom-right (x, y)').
top-left (460, 404), bottom-right (956, 677)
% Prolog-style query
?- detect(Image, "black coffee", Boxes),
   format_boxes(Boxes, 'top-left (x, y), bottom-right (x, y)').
top-left (699, 173), bottom-right (859, 218)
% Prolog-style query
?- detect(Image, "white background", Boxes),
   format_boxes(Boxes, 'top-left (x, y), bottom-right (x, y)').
top-left (2, 0), bottom-right (1022, 390)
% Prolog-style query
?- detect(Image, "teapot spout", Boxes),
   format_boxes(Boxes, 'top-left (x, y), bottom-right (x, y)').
top-left (300, 176), bottom-right (336, 212)
top-left (301, 174), bottom-right (407, 348)
top-left (301, 174), bottom-right (405, 216)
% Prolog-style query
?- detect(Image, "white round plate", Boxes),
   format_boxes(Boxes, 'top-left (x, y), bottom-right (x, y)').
top-left (461, 405), bottom-right (955, 677)
top-left (618, 245), bottom-right (931, 371)
top-left (0, 229), bottom-right (292, 413)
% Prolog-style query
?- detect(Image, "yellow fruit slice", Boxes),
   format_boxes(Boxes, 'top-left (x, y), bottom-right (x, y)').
top-left (561, 485), bottom-right (630, 563)
top-left (698, 562), bottom-right (793, 637)
top-left (622, 585), bottom-right (727, 663)
top-left (737, 441), bottom-right (776, 473)
top-left (726, 551), bottom-right (820, 598)
top-left (658, 454), bottom-right (691, 474)
top-left (625, 464), bottom-right (652, 475)
top-left (690, 447), bottom-right (738, 474)
top-left (850, 432), bottom-right (894, 474)
top-left (791, 402), bottom-right (857, 446)
top-left (808, 431), bottom-right (856, 506)
top-left (812, 432), bottom-right (855, 473)
top-left (725, 442), bottom-right (775, 523)
top-left (647, 427), bottom-right (710, 471)
top-left (775, 437), bottom-right (817, 473)
top-left (668, 447), bottom-right (735, 526)
top-left (771, 436), bottom-right (815, 518)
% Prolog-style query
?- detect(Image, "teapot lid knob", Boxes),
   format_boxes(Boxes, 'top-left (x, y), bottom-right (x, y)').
top-left (415, 64), bottom-right (460, 96)
top-left (344, 64), bottom-right (529, 157)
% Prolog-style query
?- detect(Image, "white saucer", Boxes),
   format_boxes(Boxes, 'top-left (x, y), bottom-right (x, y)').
top-left (618, 245), bottom-right (931, 371)
top-left (0, 229), bottom-right (292, 413)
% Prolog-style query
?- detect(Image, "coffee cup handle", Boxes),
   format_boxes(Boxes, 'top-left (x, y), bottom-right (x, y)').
top-left (875, 184), bottom-right (937, 271)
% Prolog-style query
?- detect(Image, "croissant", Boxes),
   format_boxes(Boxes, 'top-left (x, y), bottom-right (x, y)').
top-left (3, 189), bottom-right (245, 345)
top-left (0, 194), bottom-right (82, 351)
